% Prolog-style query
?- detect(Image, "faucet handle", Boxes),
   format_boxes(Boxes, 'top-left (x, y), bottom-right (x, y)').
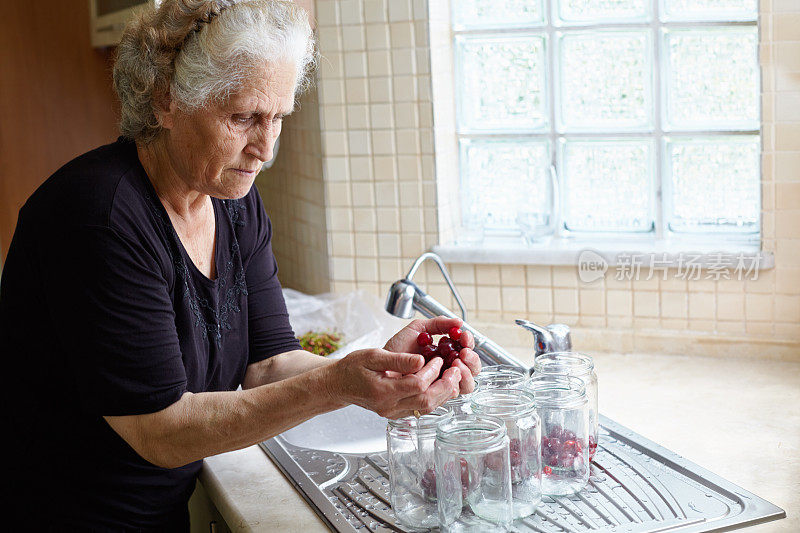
top-left (515, 319), bottom-right (572, 355)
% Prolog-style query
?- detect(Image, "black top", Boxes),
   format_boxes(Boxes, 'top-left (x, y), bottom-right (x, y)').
top-left (0, 138), bottom-right (301, 530)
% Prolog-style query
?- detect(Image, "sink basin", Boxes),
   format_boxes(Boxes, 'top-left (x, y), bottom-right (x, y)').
top-left (278, 404), bottom-right (388, 454)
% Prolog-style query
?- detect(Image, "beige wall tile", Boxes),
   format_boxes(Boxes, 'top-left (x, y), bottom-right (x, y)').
top-left (554, 288), bottom-right (579, 315)
top-left (579, 289), bottom-right (605, 316)
top-left (331, 256), bottom-right (355, 280)
top-left (527, 287), bottom-right (553, 314)
top-left (449, 263), bottom-right (475, 285)
top-left (526, 266), bottom-right (552, 286)
top-left (776, 123), bottom-right (800, 151)
top-left (775, 209), bottom-right (800, 238)
top-left (775, 294), bottom-right (800, 322)
top-left (607, 289), bottom-right (632, 316)
top-left (776, 182), bottom-right (800, 209)
top-left (776, 42), bottom-right (800, 71)
top-left (476, 264), bottom-right (501, 285)
top-left (501, 286), bottom-right (526, 313)
top-left (633, 317), bottom-right (660, 329)
top-left (633, 291), bottom-right (659, 317)
top-left (746, 293), bottom-right (775, 321)
top-left (579, 316), bottom-right (607, 327)
top-left (500, 265), bottom-right (526, 286)
top-left (688, 318), bottom-right (715, 331)
top-left (660, 318), bottom-right (688, 330)
top-left (775, 267), bottom-right (800, 293)
top-left (476, 285), bottom-right (502, 312)
top-left (661, 291), bottom-right (688, 319)
top-left (717, 292), bottom-right (745, 321)
top-left (552, 266), bottom-right (579, 288)
top-left (607, 315), bottom-right (633, 328)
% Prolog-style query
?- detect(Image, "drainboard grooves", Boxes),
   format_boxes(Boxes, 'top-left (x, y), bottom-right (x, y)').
top-left (575, 491), bottom-right (617, 527)
top-left (592, 453), bottom-right (656, 522)
top-left (332, 489), bottom-right (374, 531)
top-left (261, 415), bottom-right (785, 532)
top-left (587, 475), bottom-right (642, 524)
top-left (599, 442), bottom-right (684, 520)
top-left (597, 460), bottom-right (661, 521)
top-left (533, 508), bottom-right (578, 532)
top-left (356, 471), bottom-right (391, 507)
top-left (335, 484), bottom-right (402, 532)
top-left (550, 495), bottom-right (599, 529)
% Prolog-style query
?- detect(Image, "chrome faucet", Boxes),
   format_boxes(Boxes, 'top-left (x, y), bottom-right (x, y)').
top-left (385, 252), bottom-right (530, 371)
top-left (515, 319), bottom-right (572, 356)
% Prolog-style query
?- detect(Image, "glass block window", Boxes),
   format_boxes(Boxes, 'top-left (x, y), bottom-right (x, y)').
top-left (452, 0), bottom-right (760, 243)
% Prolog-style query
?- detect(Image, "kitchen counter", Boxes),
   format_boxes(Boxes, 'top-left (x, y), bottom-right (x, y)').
top-left (198, 352), bottom-right (799, 532)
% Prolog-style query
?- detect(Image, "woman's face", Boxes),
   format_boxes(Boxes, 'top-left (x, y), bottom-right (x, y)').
top-left (159, 62), bottom-right (296, 200)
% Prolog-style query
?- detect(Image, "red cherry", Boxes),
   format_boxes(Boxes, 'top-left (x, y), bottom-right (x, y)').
top-left (421, 468), bottom-right (436, 498)
top-left (484, 450), bottom-right (504, 471)
top-left (448, 326), bottom-right (462, 341)
top-left (417, 332), bottom-right (433, 346)
top-left (543, 465), bottom-right (552, 475)
top-left (438, 336), bottom-right (456, 352)
top-left (444, 349), bottom-right (459, 366)
top-left (420, 344), bottom-right (438, 361)
top-left (563, 440), bottom-right (578, 454)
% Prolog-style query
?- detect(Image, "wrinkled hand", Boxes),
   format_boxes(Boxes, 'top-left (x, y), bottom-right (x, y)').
top-left (383, 316), bottom-right (481, 396)
top-left (326, 348), bottom-right (461, 419)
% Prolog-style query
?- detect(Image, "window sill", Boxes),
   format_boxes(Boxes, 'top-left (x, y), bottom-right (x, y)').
top-left (432, 237), bottom-right (774, 269)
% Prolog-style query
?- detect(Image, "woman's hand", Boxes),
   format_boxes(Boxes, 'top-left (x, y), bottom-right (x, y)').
top-left (325, 348), bottom-right (461, 419)
top-left (383, 316), bottom-right (481, 395)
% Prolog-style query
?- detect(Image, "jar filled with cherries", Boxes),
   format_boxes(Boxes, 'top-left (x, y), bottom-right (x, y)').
top-left (386, 407), bottom-right (452, 529)
top-left (470, 388), bottom-right (542, 519)
top-left (526, 374), bottom-right (590, 496)
top-left (533, 352), bottom-right (599, 461)
top-left (434, 414), bottom-right (513, 532)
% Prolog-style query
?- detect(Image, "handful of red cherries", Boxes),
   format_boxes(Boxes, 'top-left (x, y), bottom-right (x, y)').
top-left (416, 327), bottom-right (464, 378)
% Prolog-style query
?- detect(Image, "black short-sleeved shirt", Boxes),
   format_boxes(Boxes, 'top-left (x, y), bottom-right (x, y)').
top-left (0, 138), bottom-right (302, 530)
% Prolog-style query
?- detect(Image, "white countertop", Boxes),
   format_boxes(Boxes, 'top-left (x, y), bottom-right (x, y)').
top-left (199, 352), bottom-right (800, 532)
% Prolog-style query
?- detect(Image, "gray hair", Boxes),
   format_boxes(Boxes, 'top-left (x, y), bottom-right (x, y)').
top-left (113, 0), bottom-right (316, 142)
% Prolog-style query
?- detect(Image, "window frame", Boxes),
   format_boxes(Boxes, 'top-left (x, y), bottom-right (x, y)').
top-left (447, 0), bottom-right (762, 250)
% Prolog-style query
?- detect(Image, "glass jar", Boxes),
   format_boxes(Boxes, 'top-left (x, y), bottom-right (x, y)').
top-left (386, 407), bottom-right (452, 529)
top-left (474, 364), bottom-right (528, 391)
top-left (533, 352), bottom-right (599, 460)
top-left (435, 414), bottom-right (513, 532)
top-left (470, 388), bottom-right (542, 519)
top-left (445, 394), bottom-right (473, 415)
top-left (526, 375), bottom-right (590, 496)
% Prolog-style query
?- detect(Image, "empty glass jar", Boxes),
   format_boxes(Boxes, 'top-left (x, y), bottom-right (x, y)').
top-left (386, 407), bottom-right (452, 529)
top-left (435, 414), bottom-right (513, 532)
top-left (533, 352), bottom-right (599, 460)
top-left (526, 374), bottom-right (590, 496)
top-left (470, 388), bottom-right (542, 519)
top-left (474, 364), bottom-right (528, 391)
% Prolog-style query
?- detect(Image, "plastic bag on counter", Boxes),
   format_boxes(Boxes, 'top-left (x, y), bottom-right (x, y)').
top-left (283, 288), bottom-right (408, 359)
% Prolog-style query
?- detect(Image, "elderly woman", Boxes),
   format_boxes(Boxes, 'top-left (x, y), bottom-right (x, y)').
top-left (0, 0), bottom-right (480, 529)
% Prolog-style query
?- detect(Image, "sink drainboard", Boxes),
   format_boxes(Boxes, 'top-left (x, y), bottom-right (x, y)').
top-left (260, 415), bottom-right (784, 532)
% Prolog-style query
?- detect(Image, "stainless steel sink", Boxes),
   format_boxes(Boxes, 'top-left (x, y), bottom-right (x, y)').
top-left (278, 404), bottom-right (388, 455)
top-left (260, 413), bottom-right (785, 532)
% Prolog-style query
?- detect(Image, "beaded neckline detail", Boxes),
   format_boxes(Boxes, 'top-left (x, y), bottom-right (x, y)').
top-left (144, 193), bottom-right (248, 345)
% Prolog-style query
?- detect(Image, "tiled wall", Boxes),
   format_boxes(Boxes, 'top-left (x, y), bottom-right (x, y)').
top-left (263, 0), bottom-right (800, 359)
